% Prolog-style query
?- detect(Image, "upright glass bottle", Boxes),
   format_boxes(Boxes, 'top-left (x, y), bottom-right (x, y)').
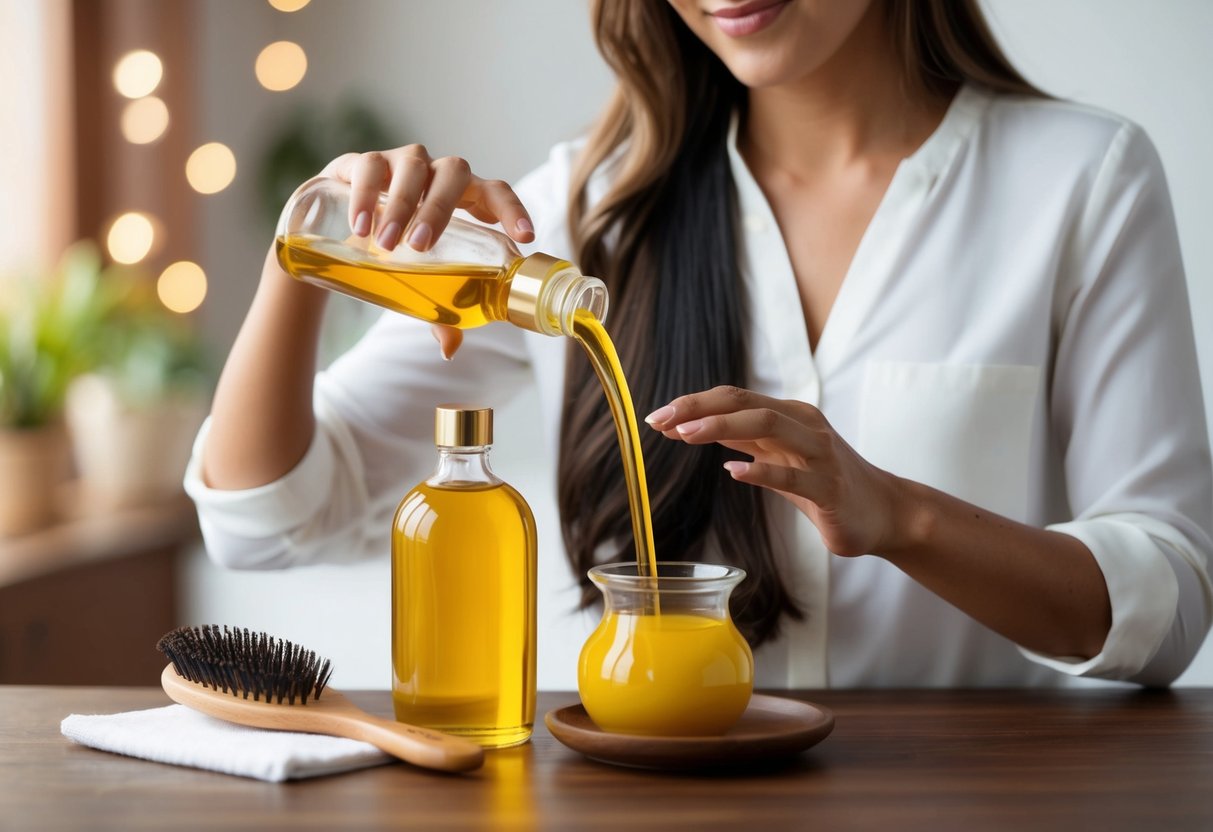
top-left (391, 405), bottom-right (537, 748)
top-left (275, 176), bottom-right (607, 336)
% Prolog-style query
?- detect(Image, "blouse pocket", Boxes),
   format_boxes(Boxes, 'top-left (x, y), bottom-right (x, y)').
top-left (857, 361), bottom-right (1041, 521)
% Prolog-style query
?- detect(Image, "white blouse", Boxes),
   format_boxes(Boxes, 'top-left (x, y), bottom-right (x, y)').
top-left (185, 85), bottom-right (1213, 689)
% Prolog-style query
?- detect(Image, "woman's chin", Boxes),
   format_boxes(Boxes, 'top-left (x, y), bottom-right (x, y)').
top-left (719, 51), bottom-right (808, 90)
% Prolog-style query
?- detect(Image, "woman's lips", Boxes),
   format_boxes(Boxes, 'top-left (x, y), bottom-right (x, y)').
top-left (710, 0), bottom-right (789, 38)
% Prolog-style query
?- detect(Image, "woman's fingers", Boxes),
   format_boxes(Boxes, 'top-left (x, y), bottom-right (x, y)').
top-left (723, 460), bottom-right (830, 502)
top-left (650, 385), bottom-right (900, 558)
top-left (666, 407), bottom-right (828, 462)
top-left (645, 385), bottom-right (818, 432)
top-left (376, 149), bottom-right (432, 250)
top-left (647, 386), bottom-right (827, 462)
top-left (346, 151), bottom-right (395, 238)
top-left (430, 325), bottom-right (464, 360)
top-left (460, 178), bottom-right (535, 243)
top-left (320, 151), bottom-right (360, 180)
top-left (403, 155), bottom-right (473, 251)
top-left (316, 146), bottom-right (531, 251)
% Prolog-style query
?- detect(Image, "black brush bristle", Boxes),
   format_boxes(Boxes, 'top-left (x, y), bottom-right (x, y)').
top-left (156, 625), bottom-right (334, 705)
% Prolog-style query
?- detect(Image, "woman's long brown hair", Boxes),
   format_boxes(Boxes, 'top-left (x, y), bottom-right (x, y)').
top-left (557, 0), bottom-right (1041, 646)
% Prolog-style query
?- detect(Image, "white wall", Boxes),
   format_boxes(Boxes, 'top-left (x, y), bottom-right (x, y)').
top-left (183, 0), bottom-right (1213, 688)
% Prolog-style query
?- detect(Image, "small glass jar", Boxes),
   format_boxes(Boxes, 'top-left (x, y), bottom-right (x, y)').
top-left (577, 562), bottom-right (754, 737)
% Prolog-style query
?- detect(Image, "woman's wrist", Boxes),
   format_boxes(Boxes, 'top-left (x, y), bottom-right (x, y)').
top-left (876, 475), bottom-right (938, 562)
top-left (260, 244), bottom-right (328, 319)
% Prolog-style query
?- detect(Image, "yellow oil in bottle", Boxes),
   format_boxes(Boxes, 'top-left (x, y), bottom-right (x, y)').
top-left (276, 234), bottom-right (510, 328)
top-left (391, 410), bottom-right (537, 748)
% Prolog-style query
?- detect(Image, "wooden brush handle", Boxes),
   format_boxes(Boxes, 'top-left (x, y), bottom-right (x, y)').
top-left (326, 712), bottom-right (485, 773)
top-left (161, 665), bottom-right (484, 773)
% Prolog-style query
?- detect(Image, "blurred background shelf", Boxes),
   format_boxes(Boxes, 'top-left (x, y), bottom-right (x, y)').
top-left (0, 490), bottom-right (197, 685)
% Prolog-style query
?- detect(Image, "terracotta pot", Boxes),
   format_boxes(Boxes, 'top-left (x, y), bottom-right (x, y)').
top-left (0, 422), bottom-right (71, 537)
top-left (66, 375), bottom-right (207, 509)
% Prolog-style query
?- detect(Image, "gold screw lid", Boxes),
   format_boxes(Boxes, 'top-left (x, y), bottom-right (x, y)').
top-left (507, 252), bottom-right (566, 334)
top-left (435, 404), bottom-right (493, 447)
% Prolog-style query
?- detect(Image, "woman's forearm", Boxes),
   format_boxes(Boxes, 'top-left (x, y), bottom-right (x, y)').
top-left (201, 246), bottom-right (328, 490)
top-left (883, 478), bottom-right (1113, 660)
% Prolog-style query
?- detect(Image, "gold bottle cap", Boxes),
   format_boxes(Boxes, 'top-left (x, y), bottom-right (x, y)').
top-left (507, 252), bottom-right (567, 333)
top-left (435, 404), bottom-right (493, 447)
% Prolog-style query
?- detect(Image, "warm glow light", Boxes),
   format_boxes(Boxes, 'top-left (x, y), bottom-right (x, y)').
top-left (106, 212), bottom-right (156, 264)
top-left (120, 96), bottom-right (170, 144)
top-left (254, 41), bottom-right (307, 91)
top-left (157, 261), bottom-right (208, 314)
top-left (185, 142), bottom-right (237, 194)
top-left (112, 50), bottom-right (163, 99)
top-left (268, 0), bottom-right (310, 10)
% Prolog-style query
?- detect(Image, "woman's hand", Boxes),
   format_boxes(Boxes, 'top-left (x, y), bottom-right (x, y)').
top-left (647, 385), bottom-right (1113, 658)
top-left (645, 385), bottom-right (913, 557)
top-left (320, 145), bottom-right (535, 358)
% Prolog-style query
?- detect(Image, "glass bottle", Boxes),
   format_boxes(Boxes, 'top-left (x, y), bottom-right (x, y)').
top-left (578, 562), bottom-right (754, 737)
top-left (275, 176), bottom-right (607, 336)
top-left (391, 405), bottom-right (537, 748)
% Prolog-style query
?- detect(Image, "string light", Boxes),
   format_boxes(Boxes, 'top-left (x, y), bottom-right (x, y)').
top-left (157, 261), bottom-right (208, 314)
top-left (255, 41), bottom-right (307, 91)
top-left (113, 50), bottom-right (163, 99)
top-left (106, 212), bottom-right (156, 264)
top-left (120, 96), bottom-right (170, 144)
top-left (185, 142), bottom-right (237, 194)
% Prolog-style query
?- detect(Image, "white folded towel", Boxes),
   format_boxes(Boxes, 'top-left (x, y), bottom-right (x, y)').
top-left (61, 704), bottom-right (392, 782)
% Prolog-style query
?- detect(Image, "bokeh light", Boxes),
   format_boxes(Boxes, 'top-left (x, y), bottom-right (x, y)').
top-left (120, 96), bottom-right (170, 144)
top-left (157, 261), bottom-right (208, 314)
top-left (112, 50), bottom-right (163, 99)
top-left (254, 41), bottom-right (307, 91)
top-left (268, 0), bottom-right (310, 10)
top-left (185, 142), bottom-right (237, 194)
top-left (106, 212), bottom-right (156, 264)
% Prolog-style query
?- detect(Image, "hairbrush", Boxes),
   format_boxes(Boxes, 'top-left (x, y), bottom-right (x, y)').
top-left (156, 625), bottom-right (483, 773)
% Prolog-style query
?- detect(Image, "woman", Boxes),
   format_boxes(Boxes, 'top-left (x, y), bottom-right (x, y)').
top-left (187, 0), bottom-right (1212, 687)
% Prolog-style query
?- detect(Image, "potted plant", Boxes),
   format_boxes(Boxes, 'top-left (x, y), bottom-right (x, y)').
top-left (0, 244), bottom-right (112, 536)
top-left (64, 257), bottom-right (211, 510)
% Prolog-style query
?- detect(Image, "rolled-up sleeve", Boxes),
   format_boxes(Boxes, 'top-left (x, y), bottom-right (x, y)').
top-left (1019, 123), bottom-right (1213, 685)
top-left (182, 372), bottom-right (372, 569)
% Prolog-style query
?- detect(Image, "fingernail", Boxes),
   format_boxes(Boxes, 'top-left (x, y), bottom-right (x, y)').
top-left (644, 405), bottom-right (674, 425)
top-left (377, 221), bottom-right (401, 250)
top-left (515, 217), bottom-right (534, 237)
top-left (431, 328), bottom-right (452, 361)
top-left (353, 211), bottom-right (371, 237)
top-left (723, 461), bottom-right (749, 476)
top-left (675, 419), bottom-right (702, 436)
top-left (407, 222), bottom-right (432, 250)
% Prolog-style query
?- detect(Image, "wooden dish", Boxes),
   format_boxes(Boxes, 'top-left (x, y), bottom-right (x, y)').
top-left (544, 694), bottom-right (834, 770)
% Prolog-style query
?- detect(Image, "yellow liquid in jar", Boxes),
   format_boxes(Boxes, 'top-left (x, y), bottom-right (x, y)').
top-left (276, 234), bottom-right (508, 328)
top-left (391, 481), bottom-right (537, 748)
top-left (578, 612), bottom-right (754, 736)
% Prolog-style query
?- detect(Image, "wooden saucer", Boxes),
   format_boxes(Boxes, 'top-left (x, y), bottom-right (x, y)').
top-left (544, 694), bottom-right (834, 770)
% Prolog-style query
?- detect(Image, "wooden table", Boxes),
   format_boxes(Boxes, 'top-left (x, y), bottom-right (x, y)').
top-left (3, 686), bottom-right (1211, 830)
